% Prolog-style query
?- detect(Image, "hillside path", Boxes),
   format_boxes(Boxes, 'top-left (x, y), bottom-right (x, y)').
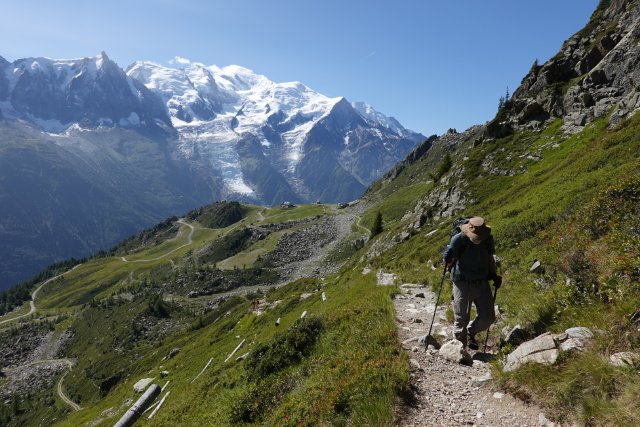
top-left (120, 219), bottom-right (194, 263)
top-left (5, 358), bottom-right (81, 411)
top-left (393, 283), bottom-right (561, 427)
top-left (0, 264), bottom-right (82, 326)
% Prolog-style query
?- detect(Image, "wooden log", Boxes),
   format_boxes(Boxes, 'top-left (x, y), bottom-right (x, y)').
top-left (225, 339), bottom-right (246, 363)
top-left (147, 391), bottom-right (170, 420)
top-left (191, 358), bottom-right (213, 384)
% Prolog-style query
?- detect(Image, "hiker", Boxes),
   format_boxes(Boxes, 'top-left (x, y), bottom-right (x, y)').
top-left (443, 217), bottom-right (501, 350)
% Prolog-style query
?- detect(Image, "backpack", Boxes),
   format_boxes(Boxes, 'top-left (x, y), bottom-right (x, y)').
top-left (451, 216), bottom-right (472, 239)
top-left (449, 216), bottom-right (495, 261)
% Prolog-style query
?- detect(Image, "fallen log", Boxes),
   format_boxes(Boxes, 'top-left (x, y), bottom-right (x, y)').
top-left (113, 384), bottom-right (160, 427)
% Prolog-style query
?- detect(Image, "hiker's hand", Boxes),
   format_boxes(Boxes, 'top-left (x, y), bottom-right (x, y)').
top-left (443, 259), bottom-right (454, 271)
top-left (493, 275), bottom-right (502, 289)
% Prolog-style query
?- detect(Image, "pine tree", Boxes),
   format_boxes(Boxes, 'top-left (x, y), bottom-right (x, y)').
top-left (370, 211), bottom-right (383, 237)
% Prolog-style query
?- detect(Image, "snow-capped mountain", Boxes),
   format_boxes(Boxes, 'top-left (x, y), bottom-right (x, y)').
top-left (0, 52), bottom-right (425, 289)
top-left (127, 59), bottom-right (425, 203)
top-left (0, 52), bottom-right (171, 134)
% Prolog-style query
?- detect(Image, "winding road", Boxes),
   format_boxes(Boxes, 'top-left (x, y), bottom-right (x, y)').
top-left (0, 264), bottom-right (82, 326)
top-left (11, 358), bottom-right (81, 411)
top-left (120, 219), bottom-right (195, 263)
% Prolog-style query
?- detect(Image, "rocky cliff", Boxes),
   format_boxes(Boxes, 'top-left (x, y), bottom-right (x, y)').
top-left (495, 0), bottom-right (640, 134)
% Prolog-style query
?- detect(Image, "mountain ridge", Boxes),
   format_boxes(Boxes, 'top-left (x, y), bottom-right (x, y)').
top-left (3, 2), bottom-right (639, 426)
top-left (0, 53), bottom-right (424, 290)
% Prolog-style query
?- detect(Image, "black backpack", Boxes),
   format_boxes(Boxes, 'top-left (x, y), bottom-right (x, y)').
top-left (449, 216), bottom-right (490, 260)
top-left (451, 217), bottom-right (472, 238)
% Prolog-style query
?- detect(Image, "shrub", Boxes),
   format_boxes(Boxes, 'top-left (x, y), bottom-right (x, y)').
top-left (229, 373), bottom-right (298, 424)
top-left (370, 211), bottom-right (383, 238)
top-left (245, 316), bottom-right (324, 379)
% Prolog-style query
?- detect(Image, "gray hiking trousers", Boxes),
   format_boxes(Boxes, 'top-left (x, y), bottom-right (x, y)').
top-left (452, 278), bottom-right (495, 344)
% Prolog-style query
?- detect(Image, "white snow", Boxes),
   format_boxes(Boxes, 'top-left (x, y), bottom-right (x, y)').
top-left (119, 112), bottom-right (140, 127)
top-left (32, 117), bottom-right (66, 133)
top-left (226, 178), bottom-right (254, 195)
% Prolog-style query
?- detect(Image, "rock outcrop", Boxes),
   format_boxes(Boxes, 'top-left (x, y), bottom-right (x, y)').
top-left (497, 0), bottom-right (640, 134)
top-left (503, 327), bottom-right (593, 372)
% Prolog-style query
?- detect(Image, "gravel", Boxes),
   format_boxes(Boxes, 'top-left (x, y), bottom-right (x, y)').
top-left (394, 284), bottom-right (564, 426)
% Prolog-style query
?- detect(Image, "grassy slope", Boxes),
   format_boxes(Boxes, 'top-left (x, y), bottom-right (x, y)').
top-left (0, 201), bottom-right (407, 426)
top-left (364, 112), bottom-right (640, 425)
top-left (54, 262), bottom-right (405, 427)
top-left (3, 109), bottom-right (639, 425)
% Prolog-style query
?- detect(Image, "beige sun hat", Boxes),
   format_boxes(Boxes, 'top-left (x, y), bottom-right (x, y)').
top-left (461, 217), bottom-right (491, 244)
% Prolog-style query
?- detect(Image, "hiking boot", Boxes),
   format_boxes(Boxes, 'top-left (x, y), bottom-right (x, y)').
top-left (468, 334), bottom-right (479, 350)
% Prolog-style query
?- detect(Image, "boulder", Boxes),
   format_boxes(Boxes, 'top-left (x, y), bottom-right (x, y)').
top-left (504, 327), bottom-right (594, 371)
top-left (376, 271), bottom-right (396, 286)
top-left (502, 324), bottom-right (528, 346)
top-left (133, 378), bottom-right (154, 393)
top-left (503, 333), bottom-right (559, 372)
top-left (609, 352), bottom-right (640, 368)
top-left (558, 326), bottom-right (593, 353)
top-left (471, 372), bottom-right (492, 387)
top-left (565, 327), bottom-right (593, 340)
top-left (165, 347), bottom-right (180, 360)
top-left (160, 371), bottom-right (170, 378)
top-left (439, 340), bottom-right (472, 365)
top-left (529, 259), bottom-right (543, 274)
top-left (560, 338), bottom-right (585, 353)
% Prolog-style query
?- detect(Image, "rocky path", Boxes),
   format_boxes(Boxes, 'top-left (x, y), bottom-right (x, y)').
top-left (393, 283), bottom-right (558, 427)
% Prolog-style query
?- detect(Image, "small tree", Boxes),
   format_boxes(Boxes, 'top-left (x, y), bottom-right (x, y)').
top-left (370, 211), bottom-right (383, 238)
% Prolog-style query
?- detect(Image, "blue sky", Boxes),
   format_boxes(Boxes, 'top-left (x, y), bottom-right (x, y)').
top-left (2, 0), bottom-right (598, 136)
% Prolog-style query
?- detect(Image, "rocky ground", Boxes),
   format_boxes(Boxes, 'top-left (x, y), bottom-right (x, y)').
top-left (267, 205), bottom-right (368, 283)
top-left (393, 282), bottom-right (565, 427)
top-left (0, 324), bottom-right (74, 398)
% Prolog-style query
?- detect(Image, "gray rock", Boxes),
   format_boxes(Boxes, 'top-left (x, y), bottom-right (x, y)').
top-left (409, 358), bottom-right (422, 371)
top-left (471, 372), bottom-right (492, 387)
top-left (503, 333), bottom-right (559, 372)
top-left (159, 371), bottom-right (170, 378)
top-left (133, 378), bottom-right (154, 393)
top-left (403, 336), bottom-right (420, 348)
top-left (565, 326), bottom-right (593, 340)
top-left (538, 412), bottom-right (556, 426)
top-left (502, 324), bottom-right (528, 346)
top-left (529, 259), bottom-right (543, 274)
top-left (166, 347), bottom-right (180, 360)
top-left (560, 338), bottom-right (585, 353)
top-left (439, 340), bottom-right (472, 365)
top-left (609, 352), bottom-right (640, 368)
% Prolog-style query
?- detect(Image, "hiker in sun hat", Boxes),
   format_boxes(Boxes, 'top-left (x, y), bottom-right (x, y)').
top-left (443, 217), bottom-right (501, 350)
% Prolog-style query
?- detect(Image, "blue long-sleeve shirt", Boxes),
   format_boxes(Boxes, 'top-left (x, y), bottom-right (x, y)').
top-left (443, 232), bottom-right (495, 281)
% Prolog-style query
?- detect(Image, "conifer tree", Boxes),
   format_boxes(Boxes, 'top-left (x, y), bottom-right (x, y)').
top-left (370, 211), bottom-right (383, 237)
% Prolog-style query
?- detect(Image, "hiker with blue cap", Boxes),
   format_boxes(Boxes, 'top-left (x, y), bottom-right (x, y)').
top-left (443, 217), bottom-right (501, 350)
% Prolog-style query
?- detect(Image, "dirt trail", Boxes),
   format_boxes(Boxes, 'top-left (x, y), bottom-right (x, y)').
top-left (57, 368), bottom-right (82, 411)
top-left (0, 264), bottom-right (82, 326)
top-left (120, 219), bottom-right (195, 263)
top-left (394, 283), bottom-right (558, 427)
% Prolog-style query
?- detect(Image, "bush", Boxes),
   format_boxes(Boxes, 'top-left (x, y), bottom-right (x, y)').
top-left (147, 294), bottom-right (170, 318)
top-left (245, 316), bottom-right (324, 379)
top-left (370, 211), bottom-right (383, 238)
top-left (229, 373), bottom-right (298, 424)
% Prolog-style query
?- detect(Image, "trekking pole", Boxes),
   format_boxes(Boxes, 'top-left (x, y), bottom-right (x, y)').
top-left (425, 264), bottom-right (447, 351)
top-left (482, 284), bottom-right (499, 353)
